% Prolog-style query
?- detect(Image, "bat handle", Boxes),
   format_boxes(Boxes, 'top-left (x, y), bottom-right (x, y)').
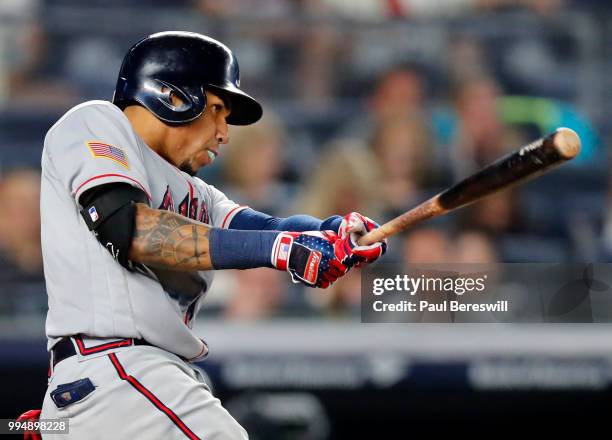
top-left (357, 226), bottom-right (388, 247)
top-left (357, 197), bottom-right (443, 247)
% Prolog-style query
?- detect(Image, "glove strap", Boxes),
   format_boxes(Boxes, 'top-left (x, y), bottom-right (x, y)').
top-left (271, 233), bottom-right (294, 271)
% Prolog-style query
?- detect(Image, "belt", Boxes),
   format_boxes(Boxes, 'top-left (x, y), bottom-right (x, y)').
top-left (51, 336), bottom-right (153, 368)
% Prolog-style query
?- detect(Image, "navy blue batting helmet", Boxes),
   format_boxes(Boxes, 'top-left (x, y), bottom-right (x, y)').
top-left (113, 31), bottom-right (262, 126)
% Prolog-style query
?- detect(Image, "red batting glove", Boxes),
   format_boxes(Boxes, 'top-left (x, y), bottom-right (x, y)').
top-left (271, 231), bottom-right (350, 288)
top-left (338, 212), bottom-right (387, 266)
top-left (16, 409), bottom-right (42, 440)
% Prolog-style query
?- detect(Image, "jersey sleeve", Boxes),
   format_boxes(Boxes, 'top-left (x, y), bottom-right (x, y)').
top-left (192, 178), bottom-right (246, 229)
top-left (44, 102), bottom-right (152, 204)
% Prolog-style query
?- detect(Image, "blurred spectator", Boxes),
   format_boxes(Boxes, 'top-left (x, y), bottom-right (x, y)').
top-left (62, 37), bottom-right (124, 100)
top-left (456, 189), bottom-right (525, 235)
top-left (295, 22), bottom-right (342, 108)
top-left (446, 74), bottom-right (525, 178)
top-left (370, 115), bottom-right (437, 217)
top-left (220, 113), bottom-right (290, 215)
top-left (337, 65), bottom-right (438, 216)
top-left (0, 0), bottom-right (78, 110)
top-left (0, 0), bottom-right (39, 104)
top-left (310, 0), bottom-right (563, 20)
top-left (340, 64), bottom-right (428, 140)
top-left (306, 269), bottom-right (362, 318)
top-left (450, 230), bottom-right (498, 263)
top-left (0, 168), bottom-right (42, 274)
top-left (449, 230), bottom-right (502, 323)
top-left (296, 140), bottom-right (383, 220)
top-left (193, 0), bottom-right (307, 101)
top-left (194, 0), bottom-right (293, 18)
top-left (403, 227), bottom-right (452, 265)
top-left (401, 226), bottom-right (498, 266)
top-left (223, 269), bottom-right (288, 321)
top-left (370, 66), bottom-right (425, 121)
top-left (0, 168), bottom-right (45, 314)
top-left (447, 36), bottom-right (490, 83)
top-left (400, 227), bottom-right (453, 322)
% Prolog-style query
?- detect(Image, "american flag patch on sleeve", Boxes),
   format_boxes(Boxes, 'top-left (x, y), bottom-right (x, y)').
top-left (86, 141), bottom-right (129, 169)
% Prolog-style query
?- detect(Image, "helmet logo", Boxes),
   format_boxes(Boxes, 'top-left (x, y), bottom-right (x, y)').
top-left (152, 79), bottom-right (193, 113)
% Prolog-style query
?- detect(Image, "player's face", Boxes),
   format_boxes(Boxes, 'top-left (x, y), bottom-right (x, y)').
top-left (164, 90), bottom-right (231, 176)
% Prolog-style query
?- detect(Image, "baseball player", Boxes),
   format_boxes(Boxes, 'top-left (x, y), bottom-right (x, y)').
top-left (37, 31), bottom-right (386, 439)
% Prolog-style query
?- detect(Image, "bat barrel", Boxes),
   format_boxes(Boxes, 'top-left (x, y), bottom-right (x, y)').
top-left (437, 127), bottom-right (580, 211)
top-left (554, 127), bottom-right (581, 159)
top-left (358, 127), bottom-right (580, 247)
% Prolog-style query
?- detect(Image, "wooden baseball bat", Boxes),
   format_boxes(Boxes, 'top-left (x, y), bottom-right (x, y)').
top-left (358, 127), bottom-right (581, 246)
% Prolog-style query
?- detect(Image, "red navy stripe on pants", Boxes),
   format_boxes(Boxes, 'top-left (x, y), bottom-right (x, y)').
top-left (108, 353), bottom-right (202, 440)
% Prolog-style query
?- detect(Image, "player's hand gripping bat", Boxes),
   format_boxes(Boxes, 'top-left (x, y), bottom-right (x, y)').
top-left (358, 127), bottom-right (581, 246)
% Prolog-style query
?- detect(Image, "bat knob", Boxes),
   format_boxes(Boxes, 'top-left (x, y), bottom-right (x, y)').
top-left (554, 127), bottom-right (581, 160)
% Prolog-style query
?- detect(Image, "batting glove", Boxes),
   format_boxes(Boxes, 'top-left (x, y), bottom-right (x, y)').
top-left (271, 231), bottom-right (350, 288)
top-left (338, 212), bottom-right (387, 266)
top-left (16, 409), bottom-right (42, 440)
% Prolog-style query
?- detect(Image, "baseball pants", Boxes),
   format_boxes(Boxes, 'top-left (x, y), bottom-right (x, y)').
top-left (41, 343), bottom-right (248, 440)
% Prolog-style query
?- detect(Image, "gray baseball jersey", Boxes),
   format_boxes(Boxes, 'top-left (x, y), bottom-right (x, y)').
top-left (41, 100), bottom-right (246, 361)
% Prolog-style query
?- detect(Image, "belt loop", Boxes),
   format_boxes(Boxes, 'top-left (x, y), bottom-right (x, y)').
top-left (72, 335), bottom-right (80, 355)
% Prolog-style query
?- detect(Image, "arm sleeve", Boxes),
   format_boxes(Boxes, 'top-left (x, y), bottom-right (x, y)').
top-left (229, 207), bottom-right (342, 233)
top-left (193, 178), bottom-right (342, 232)
top-left (44, 102), bottom-right (152, 205)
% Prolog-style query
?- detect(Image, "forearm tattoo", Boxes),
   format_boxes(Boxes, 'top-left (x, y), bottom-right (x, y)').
top-left (130, 203), bottom-right (212, 270)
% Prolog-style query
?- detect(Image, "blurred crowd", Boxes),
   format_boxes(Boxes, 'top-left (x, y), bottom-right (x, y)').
top-left (0, 0), bottom-right (609, 320)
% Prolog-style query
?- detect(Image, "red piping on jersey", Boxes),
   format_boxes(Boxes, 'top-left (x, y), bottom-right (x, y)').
top-left (187, 180), bottom-right (194, 201)
top-left (221, 205), bottom-right (246, 229)
top-left (74, 335), bottom-right (134, 355)
top-left (187, 341), bottom-right (208, 362)
top-left (108, 353), bottom-right (202, 440)
top-left (73, 174), bottom-right (152, 201)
